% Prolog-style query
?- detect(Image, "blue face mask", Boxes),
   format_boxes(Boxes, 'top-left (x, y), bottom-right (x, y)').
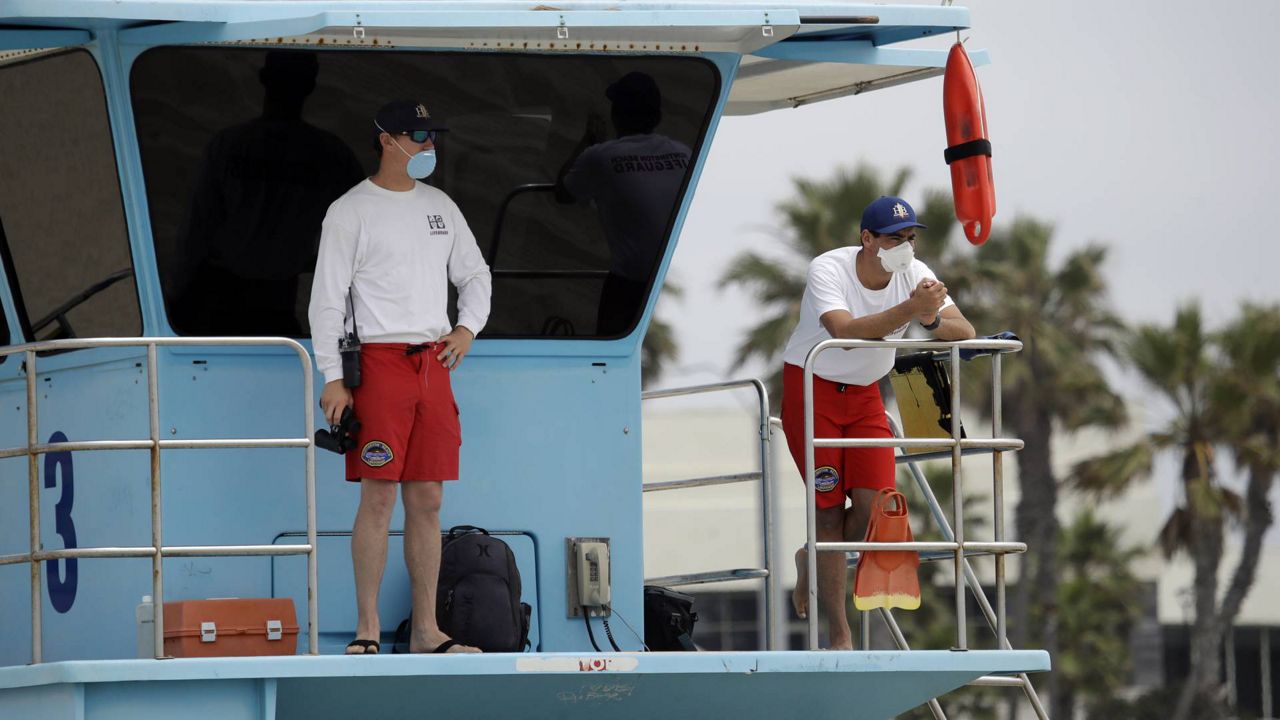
top-left (404, 147), bottom-right (436, 179)
top-left (377, 122), bottom-right (437, 179)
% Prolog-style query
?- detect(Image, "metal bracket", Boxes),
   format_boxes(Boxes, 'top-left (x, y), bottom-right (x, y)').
top-left (556, 26), bottom-right (569, 39)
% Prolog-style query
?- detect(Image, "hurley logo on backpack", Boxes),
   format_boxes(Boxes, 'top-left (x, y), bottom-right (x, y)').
top-left (394, 526), bottom-right (531, 653)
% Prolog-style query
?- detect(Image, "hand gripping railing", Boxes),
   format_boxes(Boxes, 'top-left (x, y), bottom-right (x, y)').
top-left (640, 379), bottom-right (779, 649)
top-left (801, 337), bottom-right (1025, 652)
top-left (0, 337), bottom-right (318, 662)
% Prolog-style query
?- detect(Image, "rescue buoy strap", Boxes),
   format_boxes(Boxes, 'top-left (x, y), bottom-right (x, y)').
top-left (944, 138), bottom-right (992, 165)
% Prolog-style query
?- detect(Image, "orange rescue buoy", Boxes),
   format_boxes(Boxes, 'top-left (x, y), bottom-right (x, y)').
top-left (943, 42), bottom-right (995, 245)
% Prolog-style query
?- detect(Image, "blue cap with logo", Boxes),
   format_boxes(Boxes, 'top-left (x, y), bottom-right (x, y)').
top-left (860, 196), bottom-right (928, 234)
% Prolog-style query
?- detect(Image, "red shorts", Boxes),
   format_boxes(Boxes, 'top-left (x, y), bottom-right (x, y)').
top-left (780, 363), bottom-right (895, 510)
top-left (346, 343), bottom-right (461, 482)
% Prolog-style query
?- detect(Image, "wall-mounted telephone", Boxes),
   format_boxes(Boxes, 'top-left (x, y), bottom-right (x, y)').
top-left (575, 540), bottom-right (610, 608)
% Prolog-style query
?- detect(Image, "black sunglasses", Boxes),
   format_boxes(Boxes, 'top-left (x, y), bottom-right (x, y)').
top-left (400, 130), bottom-right (437, 144)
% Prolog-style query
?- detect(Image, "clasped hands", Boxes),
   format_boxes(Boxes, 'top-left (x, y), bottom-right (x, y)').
top-left (909, 279), bottom-right (948, 324)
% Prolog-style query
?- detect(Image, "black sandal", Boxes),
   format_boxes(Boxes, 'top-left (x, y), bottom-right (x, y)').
top-left (345, 639), bottom-right (380, 655)
top-left (430, 639), bottom-right (459, 654)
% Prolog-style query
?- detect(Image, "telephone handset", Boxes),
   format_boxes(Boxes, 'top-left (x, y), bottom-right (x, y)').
top-left (576, 541), bottom-right (610, 607)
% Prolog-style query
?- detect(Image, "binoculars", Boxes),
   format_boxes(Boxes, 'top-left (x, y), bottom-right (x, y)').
top-left (315, 406), bottom-right (361, 454)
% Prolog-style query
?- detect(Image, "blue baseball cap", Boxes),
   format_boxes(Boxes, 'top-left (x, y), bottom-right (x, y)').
top-left (860, 196), bottom-right (928, 235)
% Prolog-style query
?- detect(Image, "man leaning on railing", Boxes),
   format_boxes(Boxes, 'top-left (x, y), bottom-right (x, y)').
top-left (778, 195), bottom-right (975, 649)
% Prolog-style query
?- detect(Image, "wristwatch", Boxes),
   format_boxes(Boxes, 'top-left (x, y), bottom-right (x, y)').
top-left (921, 314), bottom-right (941, 331)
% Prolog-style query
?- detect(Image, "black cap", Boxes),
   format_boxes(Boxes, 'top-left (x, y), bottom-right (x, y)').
top-left (606, 72), bottom-right (661, 118)
top-left (374, 99), bottom-right (448, 134)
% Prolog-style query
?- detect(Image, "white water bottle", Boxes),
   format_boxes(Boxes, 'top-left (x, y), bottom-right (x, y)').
top-left (136, 595), bottom-right (154, 658)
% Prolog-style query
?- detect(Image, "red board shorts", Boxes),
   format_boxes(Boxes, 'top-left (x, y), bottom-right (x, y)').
top-left (780, 363), bottom-right (895, 510)
top-left (346, 343), bottom-right (461, 483)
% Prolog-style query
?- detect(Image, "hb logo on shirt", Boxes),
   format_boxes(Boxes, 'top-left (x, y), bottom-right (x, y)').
top-left (427, 214), bottom-right (448, 235)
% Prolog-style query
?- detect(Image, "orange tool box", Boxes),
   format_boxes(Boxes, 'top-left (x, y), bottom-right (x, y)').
top-left (162, 598), bottom-right (299, 658)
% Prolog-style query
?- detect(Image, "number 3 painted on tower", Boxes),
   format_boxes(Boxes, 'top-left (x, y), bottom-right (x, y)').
top-left (45, 431), bottom-right (77, 613)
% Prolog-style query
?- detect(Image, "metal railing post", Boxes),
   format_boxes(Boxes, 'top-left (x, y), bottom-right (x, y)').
top-left (753, 379), bottom-right (776, 651)
top-left (950, 345), bottom-right (966, 650)
top-left (301, 349), bottom-right (319, 655)
top-left (148, 343), bottom-right (165, 659)
top-left (27, 349), bottom-right (41, 665)
top-left (992, 352), bottom-right (1007, 647)
top-left (802, 361), bottom-right (820, 650)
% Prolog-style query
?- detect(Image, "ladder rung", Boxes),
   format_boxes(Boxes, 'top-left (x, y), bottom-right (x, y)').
top-left (645, 568), bottom-right (768, 587)
top-left (895, 446), bottom-right (1002, 464)
top-left (642, 472), bottom-right (761, 492)
top-left (845, 549), bottom-right (1000, 567)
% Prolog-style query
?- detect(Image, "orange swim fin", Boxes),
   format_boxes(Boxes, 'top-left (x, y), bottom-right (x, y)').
top-left (853, 488), bottom-right (921, 611)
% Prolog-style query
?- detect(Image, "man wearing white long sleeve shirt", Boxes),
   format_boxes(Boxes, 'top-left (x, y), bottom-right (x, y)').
top-left (308, 99), bottom-right (490, 655)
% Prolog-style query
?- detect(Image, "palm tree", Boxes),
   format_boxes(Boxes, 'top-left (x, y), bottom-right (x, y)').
top-left (1211, 304), bottom-right (1280, 672)
top-left (951, 217), bottom-right (1127, 719)
top-left (719, 163), bottom-right (951, 400)
top-left (1072, 304), bottom-right (1236, 720)
top-left (641, 282), bottom-right (683, 387)
top-left (1054, 509), bottom-right (1143, 718)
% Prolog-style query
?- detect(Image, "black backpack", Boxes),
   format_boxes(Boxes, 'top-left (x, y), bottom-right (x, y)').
top-left (414, 526), bottom-right (530, 652)
top-left (643, 585), bottom-right (698, 651)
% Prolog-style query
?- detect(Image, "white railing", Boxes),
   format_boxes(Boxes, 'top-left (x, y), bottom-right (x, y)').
top-left (801, 336), bottom-right (1024, 653)
top-left (0, 337), bottom-right (318, 662)
top-left (800, 336), bottom-right (1047, 720)
top-left (641, 378), bottom-right (779, 649)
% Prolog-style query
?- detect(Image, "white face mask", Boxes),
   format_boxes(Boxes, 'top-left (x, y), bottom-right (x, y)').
top-left (877, 241), bottom-right (915, 273)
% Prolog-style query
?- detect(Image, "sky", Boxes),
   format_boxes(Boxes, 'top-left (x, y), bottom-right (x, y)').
top-left (659, 0), bottom-right (1280, 397)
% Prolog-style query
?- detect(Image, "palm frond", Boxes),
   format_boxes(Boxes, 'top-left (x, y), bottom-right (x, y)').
top-left (1070, 441), bottom-right (1155, 498)
top-left (730, 307), bottom-right (800, 372)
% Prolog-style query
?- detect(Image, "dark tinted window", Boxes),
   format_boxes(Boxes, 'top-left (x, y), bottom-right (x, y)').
top-left (0, 50), bottom-right (141, 344)
top-left (131, 48), bottom-right (716, 338)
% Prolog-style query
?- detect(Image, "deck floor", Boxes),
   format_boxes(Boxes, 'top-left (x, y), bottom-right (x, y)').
top-left (1, 649), bottom-right (1049, 720)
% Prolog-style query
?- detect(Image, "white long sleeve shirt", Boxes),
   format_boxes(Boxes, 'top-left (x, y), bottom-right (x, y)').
top-left (308, 179), bottom-right (491, 383)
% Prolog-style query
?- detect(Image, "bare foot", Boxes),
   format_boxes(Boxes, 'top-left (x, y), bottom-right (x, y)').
top-left (411, 631), bottom-right (482, 654)
top-left (793, 547), bottom-right (809, 619)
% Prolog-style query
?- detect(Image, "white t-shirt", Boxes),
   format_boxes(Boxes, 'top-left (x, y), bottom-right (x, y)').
top-left (308, 179), bottom-right (492, 383)
top-left (563, 133), bottom-right (691, 281)
top-left (781, 246), bottom-right (955, 386)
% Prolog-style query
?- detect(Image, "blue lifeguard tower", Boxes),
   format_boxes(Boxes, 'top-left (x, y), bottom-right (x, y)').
top-left (0, 3), bottom-right (1048, 718)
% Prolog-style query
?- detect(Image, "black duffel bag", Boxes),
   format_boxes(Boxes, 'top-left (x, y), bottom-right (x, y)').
top-left (643, 585), bottom-right (698, 651)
